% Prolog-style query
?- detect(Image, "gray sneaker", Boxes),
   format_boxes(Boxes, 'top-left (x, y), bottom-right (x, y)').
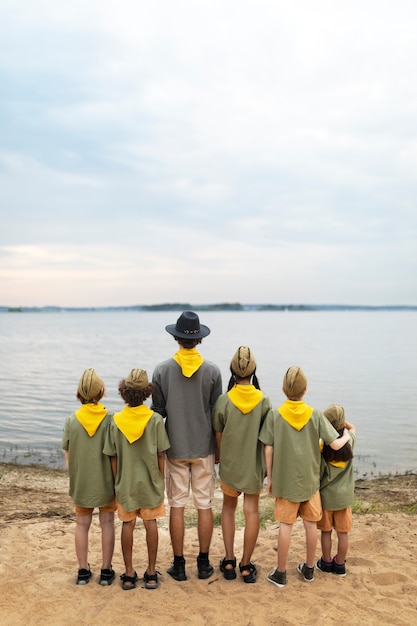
top-left (297, 562), bottom-right (314, 582)
top-left (267, 568), bottom-right (287, 587)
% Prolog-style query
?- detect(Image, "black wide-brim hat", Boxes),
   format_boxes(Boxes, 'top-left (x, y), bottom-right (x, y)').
top-left (165, 311), bottom-right (211, 339)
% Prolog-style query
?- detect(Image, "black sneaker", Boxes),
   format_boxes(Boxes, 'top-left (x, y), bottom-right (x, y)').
top-left (197, 556), bottom-right (214, 579)
top-left (316, 558), bottom-right (333, 573)
top-left (267, 568), bottom-right (287, 587)
top-left (99, 568), bottom-right (115, 586)
top-left (76, 567), bottom-right (92, 585)
top-left (167, 559), bottom-right (187, 581)
top-left (332, 558), bottom-right (346, 577)
top-left (297, 562), bottom-right (314, 582)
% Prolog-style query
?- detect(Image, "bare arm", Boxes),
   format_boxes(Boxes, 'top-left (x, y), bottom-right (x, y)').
top-left (265, 445), bottom-right (274, 496)
top-left (110, 456), bottom-right (117, 480)
top-left (215, 431), bottom-right (222, 464)
top-left (344, 421), bottom-right (356, 436)
top-left (157, 451), bottom-right (165, 476)
top-left (329, 428), bottom-right (351, 450)
top-left (64, 450), bottom-right (69, 470)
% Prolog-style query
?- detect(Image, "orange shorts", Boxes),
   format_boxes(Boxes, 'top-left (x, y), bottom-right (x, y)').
top-left (274, 491), bottom-right (322, 524)
top-left (317, 507), bottom-right (352, 533)
top-left (220, 481), bottom-right (262, 498)
top-left (75, 498), bottom-right (117, 516)
top-left (117, 501), bottom-right (165, 522)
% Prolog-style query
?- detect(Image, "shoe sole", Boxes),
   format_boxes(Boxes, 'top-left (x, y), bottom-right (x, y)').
top-left (267, 572), bottom-right (286, 588)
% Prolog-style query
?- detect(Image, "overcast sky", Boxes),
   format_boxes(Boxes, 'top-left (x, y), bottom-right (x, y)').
top-left (1, 0), bottom-right (416, 307)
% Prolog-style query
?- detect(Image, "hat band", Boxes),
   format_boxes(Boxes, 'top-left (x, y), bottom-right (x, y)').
top-left (181, 328), bottom-right (200, 334)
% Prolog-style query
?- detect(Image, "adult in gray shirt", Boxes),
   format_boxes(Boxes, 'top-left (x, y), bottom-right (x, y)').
top-left (152, 311), bottom-right (222, 582)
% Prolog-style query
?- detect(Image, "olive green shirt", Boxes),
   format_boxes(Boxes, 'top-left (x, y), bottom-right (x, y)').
top-left (103, 412), bottom-right (170, 511)
top-left (213, 392), bottom-right (272, 494)
top-left (62, 411), bottom-right (115, 508)
top-left (259, 407), bottom-right (339, 502)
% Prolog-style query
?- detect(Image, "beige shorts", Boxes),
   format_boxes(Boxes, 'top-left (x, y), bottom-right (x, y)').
top-left (166, 454), bottom-right (215, 509)
top-left (117, 501), bottom-right (166, 522)
top-left (75, 498), bottom-right (117, 516)
top-left (274, 491), bottom-right (322, 524)
top-left (317, 507), bottom-right (352, 533)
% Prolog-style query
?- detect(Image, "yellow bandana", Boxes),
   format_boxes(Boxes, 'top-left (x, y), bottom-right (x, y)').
top-left (75, 403), bottom-right (107, 437)
top-left (278, 400), bottom-right (314, 431)
top-left (114, 405), bottom-right (153, 443)
top-left (227, 385), bottom-right (263, 414)
top-left (173, 348), bottom-right (204, 378)
top-left (329, 460), bottom-right (347, 468)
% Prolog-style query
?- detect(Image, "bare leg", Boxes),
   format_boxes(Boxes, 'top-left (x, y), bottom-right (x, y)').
top-left (143, 519), bottom-right (158, 575)
top-left (121, 519), bottom-right (136, 583)
top-left (320, 530), bottom-right (332, 562)
top-left (277, 522), bottom-right (293, 572)
top-left (335, 531), bottom-right (349, 563)
top-left (75, 513), bottom-right (92, 570)
top-left (197, 508), bottom-right (213, 553)
top-left (240, 493), bottom-right (260, 572)
top-left (221, 494), bottom-right (237, 564)
top-left (99, 511), bottom-right (115, 570)
top-left (169, 506), bottom-right (185, 556)
top-left (303, 520), bottom-right (318, 568)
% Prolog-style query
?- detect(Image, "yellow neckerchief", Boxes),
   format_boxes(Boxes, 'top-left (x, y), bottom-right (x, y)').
top-left (75, 403), bottom-right (107, 437)
top-left (227, 384), bottom-right (263, 414)
top-left (173, 348), bottom-right (204, 378)
top-left (329, 460), bottom-right (347, 468)
top-left (278, 400), bottom-right (314, 431)
top-left (114, 405), bottom-right (153, 443)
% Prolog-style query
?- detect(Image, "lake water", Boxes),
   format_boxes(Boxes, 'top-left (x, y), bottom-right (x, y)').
top-left (0, 310), bottom-right (416, 479)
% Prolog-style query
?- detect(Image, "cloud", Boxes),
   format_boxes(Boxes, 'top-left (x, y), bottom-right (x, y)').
top-left (0, 1), bottom-right (416, 306)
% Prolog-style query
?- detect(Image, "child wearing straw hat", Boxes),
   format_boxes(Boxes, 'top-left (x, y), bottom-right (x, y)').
top-left (103, 368), bottom-right (170, 591)
top-left (62, 368), bottom-right (116, 586)
top-left (213, 346), bottom-right (272, 584)
top-left (259, 366), bottom-right (351, 587)
top-left (316, 404), bottom-right (356, 577)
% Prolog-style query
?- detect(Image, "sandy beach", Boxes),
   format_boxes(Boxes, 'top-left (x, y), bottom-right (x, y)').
top-left (0, 462), bottom-right (416, 625)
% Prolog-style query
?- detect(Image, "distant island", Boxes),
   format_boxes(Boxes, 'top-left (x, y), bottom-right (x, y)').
top-left (2, 303), bottom-right (417, 313)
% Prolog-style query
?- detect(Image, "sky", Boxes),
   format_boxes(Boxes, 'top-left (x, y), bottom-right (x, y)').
top-left (1, 0), bottom-right (417, 307)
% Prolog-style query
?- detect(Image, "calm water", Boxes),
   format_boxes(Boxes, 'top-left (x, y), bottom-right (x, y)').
top-left (0, 310), bottom-right (416, 478)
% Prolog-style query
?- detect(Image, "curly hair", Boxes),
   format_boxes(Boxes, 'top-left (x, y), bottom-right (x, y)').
top-left (118, 379), bottom-right (154, 407)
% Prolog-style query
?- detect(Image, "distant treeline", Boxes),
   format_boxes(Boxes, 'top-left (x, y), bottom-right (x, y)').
top-left (2, 303), bottom-right (417, 313)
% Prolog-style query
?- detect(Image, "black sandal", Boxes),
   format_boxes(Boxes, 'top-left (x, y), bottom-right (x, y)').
top-left (143, 570), bottom-right (159, 589)
top-left (239, 562), bottom-right (257, 583)
top-left (220, 557), bottom-right (237, 580)
top-left (99, 568), bottom-right (115, 586)
top-left (120, 571), bottom-right (138, 590)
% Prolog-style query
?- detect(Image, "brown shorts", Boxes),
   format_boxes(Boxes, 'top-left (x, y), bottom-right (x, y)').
top-left (221, 481), bottom-right (262, 498)
top-left (317, 507), bottom-right (352, 533)
top-left (117, 501), bottom-right (165, 522)
top-left (75, 498), bottom-right (117, 516)
top-left (274, 491), bottom-right (322, 524)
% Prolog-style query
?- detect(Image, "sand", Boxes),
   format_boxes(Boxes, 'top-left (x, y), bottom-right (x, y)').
top-left (0, 463), bottom-right (416, 626)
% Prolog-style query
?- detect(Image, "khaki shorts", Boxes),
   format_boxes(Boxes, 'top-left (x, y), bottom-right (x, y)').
top-left (117, 501), bottom-right (166, 522)
top-left (75, 498), bottom-right (117, 516)
top-left (221, 481), bottom-right (262, 498)
top-left (317, 507), bottom-right (352, 533)
top-left (166, 454), bottom-right (215, 509)
top-left (274, 491), bottom-right (322, 524)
